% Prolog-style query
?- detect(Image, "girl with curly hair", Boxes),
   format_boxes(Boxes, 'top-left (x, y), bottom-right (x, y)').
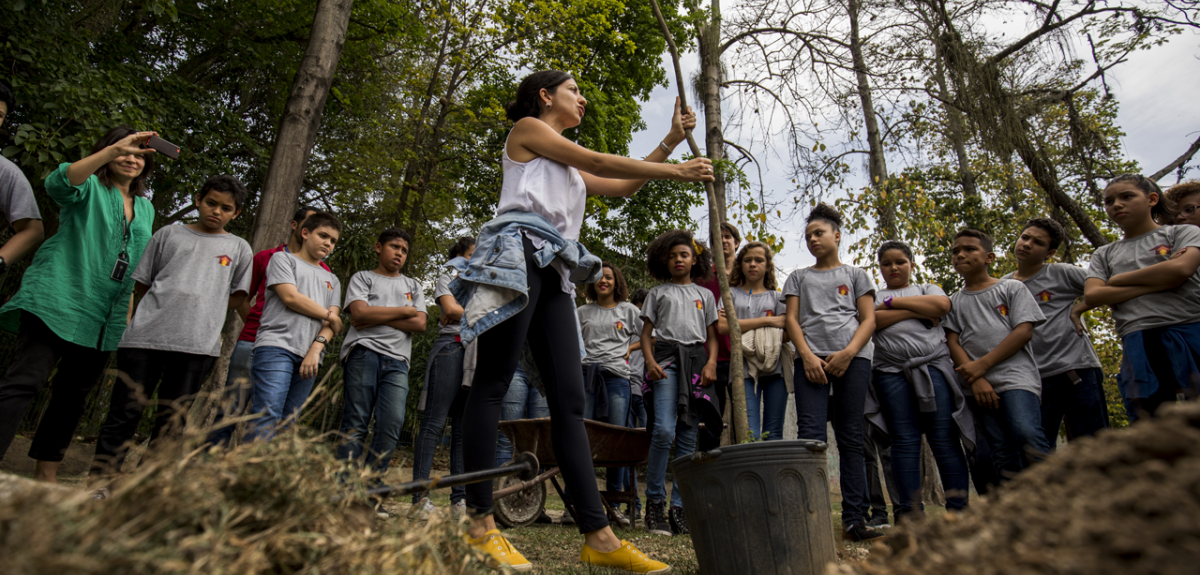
top-left (638, 229), bottom-right (718, 537)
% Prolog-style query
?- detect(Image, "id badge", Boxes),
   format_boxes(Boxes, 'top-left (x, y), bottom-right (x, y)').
top-left (111, 254), bottom-right (130, 282)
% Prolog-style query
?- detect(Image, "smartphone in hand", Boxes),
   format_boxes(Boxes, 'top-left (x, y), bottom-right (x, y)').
top-left (142, 135), bottom-right (180, 159)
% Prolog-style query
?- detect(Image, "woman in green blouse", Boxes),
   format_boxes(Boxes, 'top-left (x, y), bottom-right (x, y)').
top-left (0, 126), bottom-right (157, 483)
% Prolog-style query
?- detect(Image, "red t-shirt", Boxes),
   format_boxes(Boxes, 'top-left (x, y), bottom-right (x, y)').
top-left (699, 275), bottom-right (732, 361)
top-left (237, 243), bottom-right (333, 342)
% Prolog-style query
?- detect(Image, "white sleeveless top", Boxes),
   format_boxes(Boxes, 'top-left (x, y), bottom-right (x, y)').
top-left (498, 136), bottom-right (587, 240)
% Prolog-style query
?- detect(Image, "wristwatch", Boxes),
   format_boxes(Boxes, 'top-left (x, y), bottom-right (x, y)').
top-left (884, 296), bottom-right (894, 309)
top-left (314, 335), bottom-right (328, 345)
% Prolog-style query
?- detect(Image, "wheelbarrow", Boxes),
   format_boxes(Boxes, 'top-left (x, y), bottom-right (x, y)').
top-left (363, 418), bottom-right (649, 529)
top-left (493, 417), bottom-right (650, 528)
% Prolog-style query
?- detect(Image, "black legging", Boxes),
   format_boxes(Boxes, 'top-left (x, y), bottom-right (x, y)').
top-left (462, 235), bottom-right (609, 534)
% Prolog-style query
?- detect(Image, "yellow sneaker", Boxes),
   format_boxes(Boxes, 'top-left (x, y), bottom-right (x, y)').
top-left (463, 529), bottom-right (532, 572)
top-left (581, 539), bottom-right (671, 574)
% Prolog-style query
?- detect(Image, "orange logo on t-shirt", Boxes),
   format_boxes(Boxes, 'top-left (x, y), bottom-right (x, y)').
top-left (764, 310), bottom-right (775, 317)
top-left (837, 285), bottom-right (850, 296)
top-left (1151, 244), bottom-right (1172, 257)
top-left (1036, 290), bottom-right (1052, 302)
top-left (405, 292), bottom-right (413, 304)
top-left (615, 321), bottom-right (626, 332)
top-left (216, 255), bottom-right (232, 267)
top-left (996, 304), bottom-right (1009, 317)
top-left (325, 281), bottom-right (333, 291)
top-left (694, 299), bottom-right (704, 310)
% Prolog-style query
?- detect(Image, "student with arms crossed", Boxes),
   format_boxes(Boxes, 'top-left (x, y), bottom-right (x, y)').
top-left (1084, 174), bottom-right (1200, 420)
top-left (640, 230), bottom-right (719, 538)
top-left (247, 212), bottom-right (343, 441)
top-left (336, 228), bottom-right (426, 476)
top-left (0, 126), bottom-right (157, 483)
top-left (89, 176), bottom-right (252, 480)
top-left (0, 80), bottom-right (44, 282)
top-left (783, 203), bottom-right (880, 542)
top-left (943, 229), bottom-right (1049, 482)
top-left (871, 240), bottom-right (973, 521)
top-left (207, 205), bottom-right (329, 446)
top-left (1003, 218), bottom-right (1108, 445)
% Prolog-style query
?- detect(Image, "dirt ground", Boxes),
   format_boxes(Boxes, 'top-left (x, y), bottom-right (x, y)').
top-left (831, 402), bottom-right (1200, 575)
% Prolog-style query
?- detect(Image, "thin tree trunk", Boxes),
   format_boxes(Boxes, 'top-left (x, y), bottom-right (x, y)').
top-left (249, 0), bottom-right (354, 253)
top-left (697, 0), bottom-right (727, 226)
top-left (847, 0), bottom-right (896, 237)
top-left (651, 0), bottom-right (748, 443)
top-left (932, 43), bottom-right (980, 204)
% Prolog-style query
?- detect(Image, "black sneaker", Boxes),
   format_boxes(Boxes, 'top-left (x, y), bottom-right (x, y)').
top-left (668, 506), bottom-right (689, 535)
top-left (865, 514), bottom-right (891, 529)
top-left (844, 523), bottom-right (885, 542)
top-left (561, 508), bottom-right (576, 525)
top-left (645, 500), bottom-right (672, 536)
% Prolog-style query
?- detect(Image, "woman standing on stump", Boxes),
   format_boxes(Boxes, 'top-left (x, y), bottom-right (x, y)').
top-left (452, 70), bottom-right (712, 573)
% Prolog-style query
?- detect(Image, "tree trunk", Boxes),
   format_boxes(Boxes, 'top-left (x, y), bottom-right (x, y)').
top-left (697, 0), bottom-right (727, 227)
top-left (847, 0), bottom-right (896, 237)
top-left (932, 44), bottom-right (980, 204)
top-left (249, 0), bottom-right (355, 253)
top-left (651, 0), bottom-right (749, 443)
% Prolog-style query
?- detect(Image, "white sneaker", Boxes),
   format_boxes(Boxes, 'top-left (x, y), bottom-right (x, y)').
top-left (453, 500), bottom-right (467, 518)
top-left (408, 498), bottom-right (437, 520)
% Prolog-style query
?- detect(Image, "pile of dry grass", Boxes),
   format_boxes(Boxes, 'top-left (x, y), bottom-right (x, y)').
top-left (831, 402), bottom-right (1200, 575)
top-left (0, 430), bottom-right (488, 574)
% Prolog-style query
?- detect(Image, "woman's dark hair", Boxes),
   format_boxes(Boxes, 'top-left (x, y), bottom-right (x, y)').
top-left (1106, 173), bottom-right (1177, 225)
top-left (447, 236), bottom-right (476, 260)
top-left (198, 175), bottom-right (249, 211)
top-left (729, 241), bottom-right (778, 290)
top-left (630, 287), bottom-right (650, 306)
top-left (877, 240), bottom-right (914, 263)
top-left (292, 204), bottom-right (320, 224)
top-left (1167, 181), bottom-right (1200, 210)
top-left (378, 227), bottom-right (413, 248)
top-left (506, 70), bottom-right (575, 122)
top-left (806, 203), bottom-right (843, 232)
top-left (1021, 218), bottom-right (1065, 251)
top-left (90, 126), bottom-right (155, 197)
top-left (646, 229), bottom-right (713, 282)
top-left (585, 261), bottom-right (630, 303)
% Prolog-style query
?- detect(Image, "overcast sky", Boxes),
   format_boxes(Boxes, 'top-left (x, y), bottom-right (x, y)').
top-left (627, 27), bottom-right (1200, 274)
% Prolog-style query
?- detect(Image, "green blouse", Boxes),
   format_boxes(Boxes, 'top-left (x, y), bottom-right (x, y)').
top-left (0, 163), bottom-right (154, 350)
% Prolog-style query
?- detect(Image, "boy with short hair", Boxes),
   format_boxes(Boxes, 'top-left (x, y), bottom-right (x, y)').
top-left (336, 228), bottom-right (426, 473)
top-left (90, 175), bottom-right (253, 475)
top-left (206, 205), bottom-right (328, 446)
top-left (942, 229), bottom-right (1050, 482)
top-left (1003, 218), bottom-right (1108, 446)
top-left (247, 212), bottom-right (343, 441)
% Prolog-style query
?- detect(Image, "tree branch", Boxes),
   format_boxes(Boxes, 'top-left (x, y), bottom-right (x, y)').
top-left (1151, 133), bottom-right (1200, 181)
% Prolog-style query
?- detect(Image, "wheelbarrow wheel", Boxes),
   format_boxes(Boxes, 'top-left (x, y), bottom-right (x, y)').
top-left (494, 474), bottom-right (546, 528)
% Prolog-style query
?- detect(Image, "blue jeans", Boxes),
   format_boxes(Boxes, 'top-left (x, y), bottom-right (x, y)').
top-left (411, 339), bottom-right (467, 504)
top-left (1041, 367), bottom-right (1109, 447)
top-left (336, 346), bottom-right (410, 473)
top-left (745, 373), bottom-right (787, 441)
top-left (872, 369), bottom-right (970, 516)
top-left (971, 389), bottom-right (1051, 481)
top-left (206, 339), bottom-right (255, 446)
top-left (794, 356), bottom-right (872, 528)
top-left (627, 393), bottom-right (646, 513)
top-left (646, 366), bottom-right (698, 508)
top-left (583, 371), bottom-right (632, 494)
top-left (495, 366), bottom-right (549, 467)
top-left (246, 346), bottom-right (316, 441)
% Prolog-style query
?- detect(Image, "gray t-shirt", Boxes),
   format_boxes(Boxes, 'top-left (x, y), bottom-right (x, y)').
top-left (256, 251), bottom-right (343, 361)
top-left (433, 272), bottom-right (463, 337)
top-left (578, 301), bottom-right (641, 379)
top-left (717, 286), bottom-right (788, 375)
top-left (873, 284), bottom-right (948, 373)
top-left (1002, 264), bottom-right (1102, 377)
top-left (120, 225), bottom-right (252, 356)
top-left (1087, 225), bottom-right (1200, 337)
top-left (781, 265), bottom-right (876, 359)
top-left (942, 279), bottom-right (1046, 395)
top-left (340, 271), bottom-right (426, 364)
top-left (0, 156), bottom-right (41, 228)
top-left (641, 282), bottom-right (718, 346)
top-left (628, 317), bottom-right (646, 395)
